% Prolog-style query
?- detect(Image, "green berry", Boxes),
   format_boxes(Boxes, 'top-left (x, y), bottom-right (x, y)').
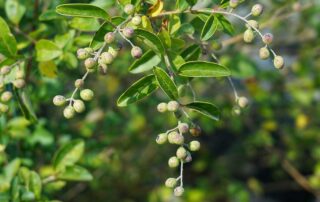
top-left (156, 133), bottom-right (167, 144)
top-left (189, 141), bottom-right (200, 151)
top-left (104, 32), bottom-right (115, 44)
top-left (1, 91), bottom-right (12, 102)
top-left (108, 45), bottom-right (120, 58)
top-left (263, 33), bottom-right (273, 45)
top-left (98, 64), bottom-right (108, 75)
top-left (75, 79), bottom-right (84, 88)
top-left (168, 131), bottom-right (184, 145)
top-left (0, 66), bottom-right (11, 75)
top-left (246, 20), bottom-right (259, 29)
top-left (174, 186), bottom-right (184, 197)
top-left (77, 49), bottom-right (89, 60)
top-left (157, 102), bottom-right (167, 113)
top-left (73, 99), bottom-right (85, 113)
top-left (100, 52), bottom-right (114, 65)
top-left (84, 47), bottom-right (94, 54)
top-left (167, 101), bottom-right (179, 112)
top-left (189, 125), bottom-right (201, 137)
top-left (251, 4), bottom-right (263, 16)
top-left (259, 47), bottom-right (270, 60)
top-left (238, 96), bottom-right (249, 108)
top-left (168, 156), bottom-right (179, 168)
top-left (131, 46), bottom-right (142, 59)
top-left (176, 146), bottom-right (187, 159)
top-left (53, 95), bottom-right (66, 106)
top-left (211, 41), bottom-right (222, 51)
top-left (274, 56), bottom-right (285, 69)
top-left (13, 79), bottom-right (25, 89)
top-left (80, 89), bottom-right (94, 101)
top-left (123, 27), bottom-right (134, 38)
top-left (63, 106), bottom-right (75, 119)
top-left (124, 4), bottom-right (135, 15)
top-left (0, 103), bottom-right (9, 113)
top-left (178, 123), bottom-right (189, 134)
top-left (165, 178), bottom-right (177, 188)
top-left (84, 58), bottom-right (97, 69)
top-left (15, 69), bottom-right (24, 79)
top-left (132, 16), bottom-right (142, 26)
top-left (229, 0), bottom-right (239, 8)
top-left (243, 29), bottom-right (255, 43)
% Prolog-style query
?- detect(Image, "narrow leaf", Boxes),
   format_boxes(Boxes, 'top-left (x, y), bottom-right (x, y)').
top-left (185, 101), bottom-right (220, 121)
top-left (201, 15), bottom-right (218, 41)
top-left (178, 61), bottom-right (231, 77)
top-left (134, 29), bottom-right (165, 54)
top-left (56, 4), bottom-right (110, 20)
top-left (129, 50), bottom-right (161, 74)
top-left (153, 67), bottom-right (179, 100)
top-left (29, 171), bottom-right (42, 199)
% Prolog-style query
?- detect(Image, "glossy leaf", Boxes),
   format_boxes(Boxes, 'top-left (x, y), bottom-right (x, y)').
top-left (129, 50), bottom-right (161, 74)
top-left (36, 40), bottom-right (62, 61)
top-left (180, 44), bottom-right (201, 61)
top-left (217, 14), bottom-right (235, 36)
top-left (117, 75), bottom-right (159, 107)
top-left (70, 17), bottom-right (100, 32)
top-left (0, 17), bottom-right (17, 57)
top-left (185, 101), bottom-right (220, 121)
top-left (178, 61), bottom-right (231, 77)
top-left (153, 67), bottom-right (179, 100)
top-left (201, 15), bottom-right (218, 41)
top-left (134, 29), bottom-right (165, 54)
top-left (5, 0), bottom-right (26, 25)
top-left (57, 165), bottom-right (93, 181)
top-left (56, 4), bottom-right (110, 20)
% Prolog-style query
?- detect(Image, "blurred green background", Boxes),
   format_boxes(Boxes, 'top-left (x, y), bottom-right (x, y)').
top-left (0, 0), bottom-right (320, 201)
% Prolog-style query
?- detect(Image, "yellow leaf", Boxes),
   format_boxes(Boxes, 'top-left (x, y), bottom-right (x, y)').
top-left (141, 15), bottom-right (153, 31)
top-left (39, 61), bottom-right (58, 78)
top-left (148, 0), bottom-right (164, 17)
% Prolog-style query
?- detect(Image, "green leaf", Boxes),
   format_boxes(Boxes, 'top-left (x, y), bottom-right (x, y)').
top-left (180, 44), bottom-right (201, 61)
top-left (5, 0), bottom-right (26, 25)
top-left (39, 10), bottom-right (64, 21)
top-left (134, 29), bottom-right (165, 54)
top-left (38, 61), bottom-right (58, 78)
top-left (201, 15), bottom-right (218, 41)
top-left (216, 14), bottom-right (235, 36)
top-left (70, 17), bottom-right (100, 32)
top-left (117, 75), bottom-right (158, 107)
top-left (13, 90), bottom-right (38, 123)
top-left (153, 67), bottom-right (179, 100)
top-left (29, 171), bottom-right (42, 199)
top-left (168, 15), bottom-right (181, 35)
top-left (56, 4), bottom-right (110, 20)
top-left (36, 40), bottom-right (62, 62)
top-left (57, 165), bottom-right (93, 181)
top-left (0, 17), bottom-right (17, 57)
top-left (53, 139), bottom-right (85, 171)
top-left (185, 101), bottom-right (220, 121)
top-left (186, 0), bottom-right (197, 6)
top-left (178, 61), bottom-right (231, 77)
top-left (176, 0), bottom-right (189, 11)
top-left (129, 50), bottom-right (161, 74)
top-left (4, 158), bottom-right (21, 182)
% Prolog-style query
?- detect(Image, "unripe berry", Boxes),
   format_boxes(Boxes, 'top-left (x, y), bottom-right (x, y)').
top-left (84, 58), bottom-right (97, 69)
top-left (189, 125), bottom-right (201, 137)
top-left (167, 101), bottom-right (179, 112)
top-left (229, 0), bottom-right (239, 8)
top-left (123, 27), bottom-right (134, 38)
top-left (232, 106), bottom-right (241, 116)
top-left (63, 106), bottom-right (75, 119)
top-left (108, 44), bottom-right (121, 58)
top-left (73, 99), bottom-right (85, 113)
top-left (246, 20), bottom-right (259, 29)
top-left (15, 70), bottom-right (24, 79)
top-left (189, 141), bottom-right (201, 151)
top-left (104, 32), bottom-right (115, 44)
top-left (53, 95), bottom-right (66, 106)
top-left (74, 79), bottom-right (84, 88)
top-left (77, 49), bottom-right (89, 60)
top-left (131, 16), bottom-right (142, 26)
top-left (98, 64), bottom-right (108, 75)
top-left (13, 79), bottom-right (25, 89)
top-left (131, 46), bottom-right (142, 59)
top-left (84, 47), bottom-right (94, 54)
top-left (176, 146), bottom-right (187, 159)
top-left (263, 33), bottom-right (274, 45)
top-left (0, 66), bottom-right (11, 75)
top-left (238, 96), bottom-right (249, 108)
top-left (165, 178), bottom-right (177, 188)
top-left (178, 123), bottom-right (189, 134)
top-left (100, 52), bottom-right (114, 65)
top-left (80, 89), bottom-right (94, 101)
top-left (157, 102), bottom-right (167, 113)
top-left (156, 133), bottom-right (167, 144)
top-left (174, 186), bottom-right (184, 197)
top-left (211, 41), bottom-right (222, 51)
top-left (243, 29), bottom-right (255, 43)
top-left (274, 56), bottom-right (285, 69)
top-left (1, 91), bottom-right (12, 102)
top-left (168, 131), bottom-right (184, 145)
top-left (251, 4), bottom-right (263, 16)
top-left (0, 103), bottom-right (8, 113)
top-left (259, 47), bottom-right (270, 60)
top-left (124, 4), bottom-right (135, 15)
top-left (168, 156), bottom-right (179, 168)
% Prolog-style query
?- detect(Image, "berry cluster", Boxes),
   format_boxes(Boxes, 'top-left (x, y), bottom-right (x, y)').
top-left (0, 62), bottom-right (26, 115)
top-left (53, 4), bottom-right (144, 119)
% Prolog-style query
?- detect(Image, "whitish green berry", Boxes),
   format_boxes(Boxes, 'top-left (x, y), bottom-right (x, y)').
top-left (132, 16), bottom-right (142, 26)
top-left (176, 146), bottom-right (187, 159)
top-left (246, 20), bottom-right (259, 29)
top-left (108, 45), bottom-right (120, 58)
top-left (84, 47), bottom-right (94, 54)
top-left (53, 95), bottom-right (66, 106)
top-left (189, 125), bottom-right (201, 137)
top-left (100, 52), bottom-right (114, 64)
top-left (1, 91), bottom-right (12, 102)
top-left (131, 46), bottom-right (142, 59)
top-left (74, 79), bottom-right (84, 88)
top-left (77, 49), bottom-right (89, 60)
top-left (178, 123), bottom-right (189, 134)
top-left (63, 106), bottom-right (75, 119)
top-left (167, 101), bottom-right (179, 112)
top-left (124, 4), bottom-right (135, 15)
top-left (15, 70), bottom-right (24, 79)
top-left (165, 178), bottom-right (177, 188)
top-left (0, 66), bottom-right (11, 75)
top-left (0, 103), bottom-right (8, 113)
top-left (157, 102), bottom-right (167, 113)
top-left (263, 33), bottom-right (273, 45)
top-left (73, 99), bottom-right (85, 113)
top-left (13, 79), bottom-right (25, 89)
top-left (168, 156), bottom-right (179, 168)
top-left (104, 32), bottom-right (115, 44)
top-left (80, 89), bottom-right (94, 101)
top-left (229, 0), bottom-right (239, 8)
top-left (232, 106), bottom-right (241, 116)
top-left (243, 29), bottom-right (255, 43)
top-left (274, 56), bottom-right (285, 69)
top-left (84, 58), bottom-right (97, 69)
top-left (238, 96), bottom-right (249, 108)
top-left (259, 47), bottom-right (270, 60)
top-left (189, 141), bottom-right (200, 151)
top-left (123, 27), bottom-right (134, 38)
top-left (174, 186), bottom-right (184, 197)
top-left (168, 131), bottom-right (184, 145)
top-left (156, 133), bottom-right (167, 144)
top-left (251, 4), bottom-right (263, 16)
top-left (98, 64), bottom-right (108, 75)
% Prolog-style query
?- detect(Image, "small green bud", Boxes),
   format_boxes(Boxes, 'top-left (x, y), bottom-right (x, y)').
top-left (80, 89), bottom-right (94, 101)
top-left (98, 64), bottom-right (108, 75)
top-left (84, 58), bottom-right (97, 69)
top-left (167, 101), bottom-right (179, 112)
top-left (259, 47), bottom-right (270, 60)
top-left (176, 146), bottom-right (187, 159)
top-left (238, 96), bottom-right (249, 108)
top-left (156, 133), bottom-right (167, 144)
top-left (1, 91), bottom-right (12, 102)
top-left (124, 4), bottom-right (135, 15)
top-left (165, 178), bottom-right (177, 188)
top-left (13, 79), bottom-right (25, 89)
top-left (229, 0), bottom-right (239, 8)
top-left (63, 106), bottom-right (75, 119)
top-left (0, 66), bottom-right (11, 75)
top-left (274, 56), bottom-right (285, 69)
top-left (246, 20), bottom-right (259, 29)
top-left (168, 156), bottom-right (179, 168)
top-left (53, 95), bottom-right (66, 106)
top-left (178, 123), bottom-right (189, 134)
top-left (77, 49), bottom-right (89, 60)
top-left (174, 186), bottom-right (184, 197)
top-left (263, 33), bottom-right (274, 45)
top-left (100, 52), bottom-right (114, 65)
top-left (189, 125), bottom-right (201, 137)
top-left (251, 4), bottom-right (263, 16)
top-left (104, 32), bottom-right (115, 44)
top-left (0, 103), bottom-right (8, 113)
top-left (157, 102), bottom-right (167, 113)
top-left (189, 141), bottom-right (200, 151)
top-left (243, 29), bottom-right (255, 43)
top-left (75, 79), bottom-right (84, 88)
top-left (123, 27), bottom-right (134, 38)
top-left (131, 16), bottom-right (142, 26)
top-left (131, 46), bottom-right (142, 59)
top-left (168, 131), bottom-right (184, 145)
top-left (15, 69), bottom-right (24, 79)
